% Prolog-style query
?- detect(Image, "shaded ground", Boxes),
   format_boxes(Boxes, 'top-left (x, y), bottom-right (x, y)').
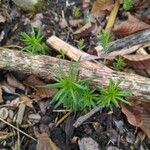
top-left (0, 0), bottom-right (150, 150)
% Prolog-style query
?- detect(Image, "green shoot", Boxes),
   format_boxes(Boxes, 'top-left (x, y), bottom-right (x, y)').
top-left (20, 27), bottom-right (49, 55)
top-left (56, 50), bottom-right (66, 59)
top-left (72, 6), bottom-right (80, 17)
top-left (97, 30), bottom-right (112, 52)
top-left (40, 63), bottom-right (131, 111)
top-left (75, 38), bottom-right (85, 50)
top-left (123, 0), bottom-right (133, 11)
top-left (84, 14), bottom-right (94, 23)
top-left (97, 79), bottom-right (131, 108)
top-left (91, 0), bottom-right (96, 3)
top-left (43, 63), bottom-right (97, 112)
top-left (113, 56), bottom-right (125, 71)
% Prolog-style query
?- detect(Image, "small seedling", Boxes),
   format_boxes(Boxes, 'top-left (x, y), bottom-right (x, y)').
top-left (75, 38), bottom-right (85, 50)
top-left (123, 0), bottom-right (133, 11)
top-left (91, 0), bottom-right (96, 3)
top-left (72, 6), bottom-right (80, 17)
top-left (97, 79), bottom-right (131, 108)
top-left (97, 30), bottom-right (112, 52)
top-left (43, 63), bottom-right (97, 111)
top-left (113, 56), bottom-right (125, 70)
top-left (84, 13), bottom-right (94, 23)
top-left (20, 27), bottom-right (49, 55)
top-left (56, 50), bottom-right (66, 59)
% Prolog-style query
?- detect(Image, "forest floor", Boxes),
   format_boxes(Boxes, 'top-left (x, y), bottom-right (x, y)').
top-left (0, 0), bottom-right (150, 150)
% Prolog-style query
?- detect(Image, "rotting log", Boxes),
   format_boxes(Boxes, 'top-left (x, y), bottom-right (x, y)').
top-left (0, 49), bottom-right (150, 101)
top-left (104, 29), bottom-right (150, 52)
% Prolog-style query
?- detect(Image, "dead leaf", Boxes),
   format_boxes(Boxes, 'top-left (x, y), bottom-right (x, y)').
top-left (133, 0), bottom-right (150, 24)
top-left (37, 133), bottom-right (61, 150)
top-left (0, 107), bottom-right (9, 119)
top-left (87, 47), bottom-right (97, 55)
top-left (20, 95), bottom-right (33, 108)
top-left (91, 0), bottom-right (114, 17)
top-left (123, 54), bottom-right (150, 70)
top-left (136, 48), bottom-right (150, 77)
top-left (8, 97), bottom-right (20, 107)
top-left (34, 88), bottom-right (57, 99)
top-left (113, 13), bottom-right (150, 36)
top-left (1, 80), bottom-right (16, 94)
top-left (73, 20), bottom-right (97, 39)
top-left (121, 96), bottom-right (150, 138)
top-left (31, 13), bottom-right (43, 28)
top-left (69, 19), bottom-right (84, 27)
top-left (0, 14), bottom-right (5, 23)
top-left (82, 0), bottom-right (91, 9)
top-left (23, 75), bottom-right (44, 86)
top-left (65, 115), bottom-right (75, 144)
top-left (24, 75), bottom-right (57, 99)
top-left (34, 126), bottom-right (61, 150)
top-left (59, 18), bottom-right (68, 29)
top-left (6, 74), bottom-right (25, 91)
top-left (0, 131), bottom-right (14, 140)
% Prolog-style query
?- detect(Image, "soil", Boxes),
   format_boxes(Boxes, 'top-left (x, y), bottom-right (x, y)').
top-left (0, 0), bottom-right (150, 150)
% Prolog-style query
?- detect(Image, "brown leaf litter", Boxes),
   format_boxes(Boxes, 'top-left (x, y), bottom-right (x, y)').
top-left (113, 13), bottom-right (150, 36)
top-left (121, 96), bottom-right (150, 138)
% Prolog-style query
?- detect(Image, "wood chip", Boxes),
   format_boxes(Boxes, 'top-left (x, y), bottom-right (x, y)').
top-left (16, 103), bottom-right (26, 125)
top-left (78, 137), bottom-right (100, 150)
top-left (0, 107), bottom-right (9, 119)
top-left (121, 96), bottom-right (150, 138)
top-left (0, 15), bottom-right (5, 23)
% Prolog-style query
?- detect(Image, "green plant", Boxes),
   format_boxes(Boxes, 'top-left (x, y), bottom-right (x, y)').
top-left (97, 30), bottom-right (112, 52)
top-left (123, 0), bottom-right (133, 11)
top-left (97, 79), bottom-right (131, 108)
top-left (56, 50), bottom-right (66, 59)
top-left (75, 38), bottom-right (85, 50)
top-left (91, 0), bottom-right (96, 3)
top-left (113, 56), bottom-right (125, 70)
top-left (72, 6), bottom-right (80, 17)
top-left (20, 27), bottom-right (49, 55)
top-left (43, 63), bottom-right (97, 111)
top-left (84, 13), bottom-right (94, 23)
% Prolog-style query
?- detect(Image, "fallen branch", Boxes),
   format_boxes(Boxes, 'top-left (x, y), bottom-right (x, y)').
top-left (46, 35), bottom-right (112, 73)
top-left (73, 106), bottom-right (102, 128)
top-left (96, 29), bottom-right (150, 52)
top-left (0, 48), bottom-right (150, 101)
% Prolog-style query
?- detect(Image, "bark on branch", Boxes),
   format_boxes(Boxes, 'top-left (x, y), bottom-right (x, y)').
top-left (104, 29), bottom-right (150, 52)
top-left (0, 48), bottom-right (150, 101)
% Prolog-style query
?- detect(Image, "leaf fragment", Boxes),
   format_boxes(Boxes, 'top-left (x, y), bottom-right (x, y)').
top-left (73, 20), bottom-right (97, 39)
top-left (37, 133), bottom-right (61, 150)
top-left (6, 74), bottom-right (25, 91)
top-left (91, 0), bottom-right (114, 17)
top-left (113, 13), bottom-right (150, 36)
top-left (123, 54), bottom-right (150, 70)
top-left (24, 75), bottom-right (57, 99)
top-left (121, 96), bottom-right (150, 138)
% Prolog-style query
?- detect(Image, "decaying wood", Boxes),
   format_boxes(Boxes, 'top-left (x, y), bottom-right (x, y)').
top-left (96, 29), bottom-right (150, 52)
top-left (0, 49), bottom-right (150, 101)
top-left (47, 35), bottom-right (112, 73)
top-left (73, 106), bottom-right (102, 128)
top-left (16, 103), bottom-right (26, 125)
